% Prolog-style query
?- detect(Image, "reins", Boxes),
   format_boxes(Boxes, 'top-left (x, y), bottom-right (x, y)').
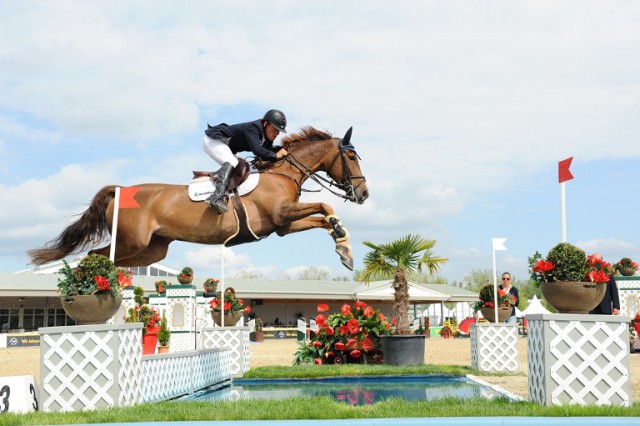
top-left (279, 138), bottom-right (364, 202)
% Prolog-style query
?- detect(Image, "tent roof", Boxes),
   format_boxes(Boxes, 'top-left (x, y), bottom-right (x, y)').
top-left (522, 295), bottom-right (550, 315)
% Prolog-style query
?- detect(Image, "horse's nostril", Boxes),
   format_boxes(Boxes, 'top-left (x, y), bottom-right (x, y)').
top-left (361, 190), bottom-right (369, 202)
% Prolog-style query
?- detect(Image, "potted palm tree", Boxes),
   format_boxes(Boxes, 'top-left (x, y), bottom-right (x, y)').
top-left (360, 234), bottom-right (448, 365)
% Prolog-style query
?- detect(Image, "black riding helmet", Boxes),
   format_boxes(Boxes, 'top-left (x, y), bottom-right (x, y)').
top-left (263, 109), bottom-right (287, 133)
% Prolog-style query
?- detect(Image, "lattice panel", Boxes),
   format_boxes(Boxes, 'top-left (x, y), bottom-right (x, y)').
top-left (527, 314), bottom-right (631, 406)
top-left (527, 318), bottom-right (546, 404)
top-left (200, 328), bottom-right (250, 376)
top-left (40, 324), bottom-right (142, 412)
top-left (141, 349), bottom-right (231, 402)
top-left (118, 328), bottom-right (142, 407)
top-left (470, 323), bottom-right (518, 372)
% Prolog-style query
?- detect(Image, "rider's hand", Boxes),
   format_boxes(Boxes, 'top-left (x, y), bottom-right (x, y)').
top-left (276, 148), bottom-right (288, 158)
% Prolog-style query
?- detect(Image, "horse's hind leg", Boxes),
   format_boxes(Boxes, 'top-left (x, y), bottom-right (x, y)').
top-left (113, 235), bottom-right (172, 267)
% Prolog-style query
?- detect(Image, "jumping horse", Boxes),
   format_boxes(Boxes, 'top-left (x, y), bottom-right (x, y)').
top-left (28, 126), bottom-right (369, 270)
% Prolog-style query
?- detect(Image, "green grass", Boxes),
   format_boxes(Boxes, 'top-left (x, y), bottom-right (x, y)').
top-left (1, 365), bottom-right (638, 425)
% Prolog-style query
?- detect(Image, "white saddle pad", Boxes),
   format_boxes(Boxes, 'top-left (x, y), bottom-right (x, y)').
top-left (188, 168), bottom-right (260, 201)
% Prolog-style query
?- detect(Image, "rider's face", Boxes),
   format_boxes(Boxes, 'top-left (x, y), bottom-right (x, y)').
top-left (264, 123), bottom-right (280, 141)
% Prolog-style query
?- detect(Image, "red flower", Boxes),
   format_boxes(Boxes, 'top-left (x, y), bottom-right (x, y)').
top-left (338, 325), bottom-right (348, 335)
top-left (116, 271), bottom-right (132, 288)
top-left (334, 342), bottom-right (346, 350)
top-left (533, 259), bottom-right (555, 273)
top-left (314, 358), bottom-right (322, 365)
top-left (349, 349), bottom-right (362, 359)
top-left (209, 299), bottom-right (219, 309)
top-left (341, 304), bottom-right (352, 316)
top-left (346, 338), bottom-right (358, 349)
top-left (316, 314), bottom-right (326, 327)
top-left (355, 301), bottom-right (366, 309)
top-left (94, 276), bottom-right (111, 292)
top-left (313, 340), bottom-right (323, 348)
top-left (361, 337), bottom-right (374, 352)
top-left (223, 302), bottom-right (231, 311)
top-left (317, 304), bottom-right (329, 312)
top-left (391, 317), bottom-right (397, 326)
top-left (347, 318), bottom-right (360, 334)
top-left (587, 270), bottom-right (610, 283)
top-left (363, 306), bottom-right (375, 318)
top-left (244, 306), bottom-right (251, 314)
top-left (325, 326), bottom-right (335, 336)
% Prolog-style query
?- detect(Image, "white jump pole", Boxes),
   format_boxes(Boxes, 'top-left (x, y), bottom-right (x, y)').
top-left (109, 187), bottom-right (121, 262)
top-left (220, 245), bottom-right (225, 327)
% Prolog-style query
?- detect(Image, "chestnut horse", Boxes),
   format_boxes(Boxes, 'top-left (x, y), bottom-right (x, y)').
top-left (28, 126), bottom-right (368, 270)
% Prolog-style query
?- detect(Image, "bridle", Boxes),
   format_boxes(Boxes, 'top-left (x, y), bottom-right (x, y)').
top-left (280, 138), bottom-right (366, 202)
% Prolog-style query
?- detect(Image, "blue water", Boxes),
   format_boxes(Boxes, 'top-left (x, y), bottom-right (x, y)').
top-left (181, 375), bottom-right (510, 405)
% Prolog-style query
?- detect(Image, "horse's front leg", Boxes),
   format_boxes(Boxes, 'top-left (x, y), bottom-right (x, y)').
top-left (275, 202), bottom-right (354, 271)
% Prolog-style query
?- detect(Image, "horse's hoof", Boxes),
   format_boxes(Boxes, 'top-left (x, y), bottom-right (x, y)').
top-left (341, 257), bottom-right (354, 271)
top-left (335, 244), bottom-right (353, 271)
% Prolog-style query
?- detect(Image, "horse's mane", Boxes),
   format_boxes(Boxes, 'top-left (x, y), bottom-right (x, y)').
top-left (281, 126), bottom-right (333, 147)
top-left (254, 126), bottom-right (335, 171)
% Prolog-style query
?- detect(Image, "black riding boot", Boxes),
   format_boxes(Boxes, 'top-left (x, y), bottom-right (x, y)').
top-left (207, 162), bottom-right (234, 214)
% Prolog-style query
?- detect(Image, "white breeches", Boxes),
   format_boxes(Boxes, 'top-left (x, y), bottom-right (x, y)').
top-left (203, 136), bottom-right (239, 168)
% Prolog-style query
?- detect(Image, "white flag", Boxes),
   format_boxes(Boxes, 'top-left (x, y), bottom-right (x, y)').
top-left (492, 238), bottom-right (507, 251)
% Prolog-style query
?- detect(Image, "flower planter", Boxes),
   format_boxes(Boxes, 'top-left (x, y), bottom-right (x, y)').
top-left (157, 345), bottom-right (170, 354)
top-left (203, 284), bottom-right (217, 294)
top-left (211, 311), bottom-right (243, 326)
top-left (618, 267), bottom-right (637, 277)
top-left (155, 284), bottom-right (165, 294)
top-left (142, 325), bottom-right (160, 355)
top-left (178, 275), bottom-right (193, 284)
top-left (61, 294), bottom-right (122, 325)
top-left (253, 331), bottom-right (264, 342)
top-left (540, 281), bottom-right (606, 314)
top-left (380, 335), bottom-right (425, 366)
top-left (480, 306), bottom-right (512, 323)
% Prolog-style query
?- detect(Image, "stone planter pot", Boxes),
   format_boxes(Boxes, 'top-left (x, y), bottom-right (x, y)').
top-left (61, 294), bottom-right (122, 325)
top-left (178, 275), bottom-right (193, 284)
top-left (211, 311), bottom-right (243, 326)
top-left (380, 335), bottom-right (425, 366)
top-left (540, 281), bottom-right (606, 314)
top-left (157, 345), bottom-right (170, 354)
top-left (618, 267), bottom-right (637, 277)
top-left (203, 284), bottom-right (217, 294)
top-left (480, 306), bottom-right (512, 323)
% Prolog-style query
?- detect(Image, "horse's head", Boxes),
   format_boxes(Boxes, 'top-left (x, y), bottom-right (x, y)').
top-left (329, 127), bottom-right (369, 204)
top-left (281, 126), bottom-right (369, 204)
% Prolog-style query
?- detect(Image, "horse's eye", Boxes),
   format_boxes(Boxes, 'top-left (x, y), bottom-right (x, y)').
top-left (348, 154), bottom-right (356, 161)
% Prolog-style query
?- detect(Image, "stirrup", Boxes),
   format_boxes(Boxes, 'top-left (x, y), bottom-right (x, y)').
top-left (211, 197), bottom-right (229, 214)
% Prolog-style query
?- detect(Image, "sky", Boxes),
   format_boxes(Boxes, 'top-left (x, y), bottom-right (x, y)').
top-left (1, 1), bottom-right (640, 285)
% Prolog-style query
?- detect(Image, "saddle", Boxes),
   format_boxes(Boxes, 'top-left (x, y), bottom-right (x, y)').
top-left (192, 157), bottom-right (251, 194)
top-left (191, 157), bottom-right (262, 247)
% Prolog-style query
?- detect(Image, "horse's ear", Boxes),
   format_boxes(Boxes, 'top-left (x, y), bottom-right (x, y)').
top-left (339, 127), bottom-right (353, 148)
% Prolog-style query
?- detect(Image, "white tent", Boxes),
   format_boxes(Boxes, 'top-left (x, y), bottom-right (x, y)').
top-left (522, 295), bottom-right (550, 316)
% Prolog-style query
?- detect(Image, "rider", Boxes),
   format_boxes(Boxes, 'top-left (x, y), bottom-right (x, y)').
top-left (203, 109), bottom-right (289, 214)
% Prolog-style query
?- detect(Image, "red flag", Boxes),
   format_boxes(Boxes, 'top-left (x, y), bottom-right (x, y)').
top-left (120, 186), bottom-right (141, 208)
top-left (558, 157), bottom-right (574, 183)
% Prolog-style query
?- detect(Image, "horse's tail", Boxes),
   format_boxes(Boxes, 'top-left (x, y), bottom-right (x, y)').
top-left (28, 185), bottom-right (117, 266)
